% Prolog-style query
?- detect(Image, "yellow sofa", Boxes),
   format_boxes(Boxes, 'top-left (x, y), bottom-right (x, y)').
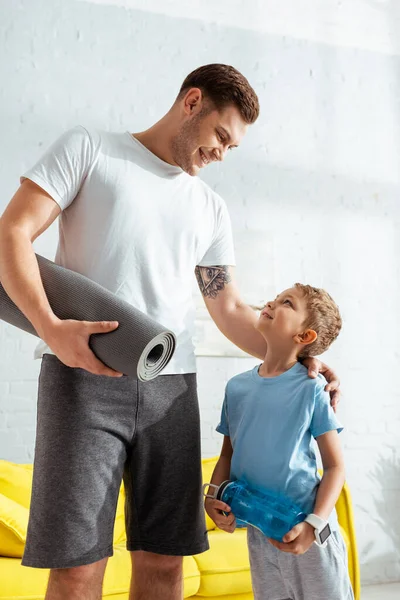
top-left (0, 458), bottom-right (360, 600)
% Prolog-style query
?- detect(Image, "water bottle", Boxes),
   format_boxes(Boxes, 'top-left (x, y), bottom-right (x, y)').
top-left (204, 479), bottom-right (307, 541)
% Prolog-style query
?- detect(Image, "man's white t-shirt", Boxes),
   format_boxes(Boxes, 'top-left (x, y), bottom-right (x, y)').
top-left (22, 126), bottom-right (235, 375)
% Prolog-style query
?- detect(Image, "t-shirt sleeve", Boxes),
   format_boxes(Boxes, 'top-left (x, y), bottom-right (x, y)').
top-left (198, 197), bottom-right (236, 267)
top-left (216, 391), bottom-right (230, 436)
top-left (21, 125), bottom-right (95, 211)
top-left (310, 381), bottom-right (343, 438)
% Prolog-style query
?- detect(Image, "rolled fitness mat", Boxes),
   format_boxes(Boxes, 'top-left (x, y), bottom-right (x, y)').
top-left (0, 254), bottom-right (176, 381)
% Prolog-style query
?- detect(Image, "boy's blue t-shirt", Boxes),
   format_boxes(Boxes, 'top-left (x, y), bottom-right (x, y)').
top-left (216, 361), bottom-right (343, 531)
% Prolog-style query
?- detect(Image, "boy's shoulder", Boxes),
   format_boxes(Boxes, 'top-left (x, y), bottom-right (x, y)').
top-left (294, 363), bottom-right (328, 396)
top-left (226, 368), bottom-right (254, 391)
top-left (225, 363), bottom-right (329, 399)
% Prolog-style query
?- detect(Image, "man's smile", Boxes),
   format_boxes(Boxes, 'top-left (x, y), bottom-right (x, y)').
top-left (199, 148), bottom-right (210, 166)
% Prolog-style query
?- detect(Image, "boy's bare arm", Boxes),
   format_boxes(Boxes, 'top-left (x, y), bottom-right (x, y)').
top-left (313, 430), bottom-right (346, 520)
top-left (205, 436), bottom-right (236, 533)
top-left (268, 430), bottom-right (345, 554)
top-left (0, 179), bottom-right (122, 377)
top-left (208, 435), bottom-right (234, 489)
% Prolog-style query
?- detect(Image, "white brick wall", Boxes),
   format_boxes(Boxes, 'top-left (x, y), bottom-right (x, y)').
top-left (1, 0), bottom-right (400, 586)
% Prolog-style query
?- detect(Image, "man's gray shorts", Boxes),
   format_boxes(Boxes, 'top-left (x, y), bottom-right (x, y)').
top-left (247, 525), bottom-right (354, 600)
top-left (22, 354), bottom-right (208, 569)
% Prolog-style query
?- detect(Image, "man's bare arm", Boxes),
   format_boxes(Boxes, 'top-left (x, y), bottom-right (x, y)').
top-left (0, 179), bottom-right (122, 377)
top-left (195, 265), bottom-right (267, 359)
top-left (0, 180), bottom-right (61, 337)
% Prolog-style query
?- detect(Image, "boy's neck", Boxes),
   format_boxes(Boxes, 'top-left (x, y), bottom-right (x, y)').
top-left (258, 349), bottom-right (300, 378)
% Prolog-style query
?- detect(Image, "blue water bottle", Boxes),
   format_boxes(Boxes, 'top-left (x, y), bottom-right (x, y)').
top-left (204, 479), bottom-right (307, 541)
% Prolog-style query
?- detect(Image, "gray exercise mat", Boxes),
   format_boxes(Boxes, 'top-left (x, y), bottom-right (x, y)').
top-left (0, 254), bottom-right (176, 381)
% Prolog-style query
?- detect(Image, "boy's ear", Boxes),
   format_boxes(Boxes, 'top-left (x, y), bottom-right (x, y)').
top-left (293, 329), bottom-right (318, 346)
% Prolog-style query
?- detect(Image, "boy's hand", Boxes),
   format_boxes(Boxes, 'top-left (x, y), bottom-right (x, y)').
top-left (267, 522), bottom-right (315, 555)
top-left (302, 357), bottom-right (341, 412)
top-left (205, 497), bottom-right (236, 534)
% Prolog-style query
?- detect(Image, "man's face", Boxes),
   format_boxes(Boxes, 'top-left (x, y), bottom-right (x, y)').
top-left (171, 100), bottom-right (248, 176)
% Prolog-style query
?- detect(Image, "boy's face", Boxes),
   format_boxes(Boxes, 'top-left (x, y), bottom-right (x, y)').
top-left (255, 287), bottom-right (311, 347)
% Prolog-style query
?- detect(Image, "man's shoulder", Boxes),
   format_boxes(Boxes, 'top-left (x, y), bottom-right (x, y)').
top-left (49, 124), bottom-right (93, 151)
top-left (54, 125), bottom-right (106, 162)
top-left (73, 126), bottom-right (131, 151)
top-left (84, 126), bottom-right (127, 148)
top-left (65, 124), bottom-right (100, 143)
top-left (195, 177), bottom-right (227, 208)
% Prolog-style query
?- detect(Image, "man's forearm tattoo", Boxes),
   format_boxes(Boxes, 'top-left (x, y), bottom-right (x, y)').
top-left (195, 266), bottom-right (231, 299)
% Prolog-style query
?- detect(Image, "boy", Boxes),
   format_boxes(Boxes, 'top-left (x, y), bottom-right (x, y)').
top-left (205, 283), bottom-right (354, 600)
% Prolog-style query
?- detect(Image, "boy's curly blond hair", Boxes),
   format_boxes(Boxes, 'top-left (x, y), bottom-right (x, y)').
top-left (294, 283), bottom-right (342, 358)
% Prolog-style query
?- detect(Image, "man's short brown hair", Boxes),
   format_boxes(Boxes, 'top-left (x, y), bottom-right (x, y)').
top-left (294, 283), bottom-right (342, 358)
top-left (178, 64), bottom-right (259, 125)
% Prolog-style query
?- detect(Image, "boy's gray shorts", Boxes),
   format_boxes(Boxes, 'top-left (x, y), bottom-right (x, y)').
top-left (22, 354), bottom-right (208, 569)
top-left (248, 525), bottom-right (355, 600)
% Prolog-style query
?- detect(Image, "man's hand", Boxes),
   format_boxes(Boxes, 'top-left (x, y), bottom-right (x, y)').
top-left (302, 357), bottom-right (341, 412)
top-left (41, 317), bottom-right (123, 377)
top-left (267, 522), bottom-right (315, 555)
top-left (205, 497), bottom-right (236, 534)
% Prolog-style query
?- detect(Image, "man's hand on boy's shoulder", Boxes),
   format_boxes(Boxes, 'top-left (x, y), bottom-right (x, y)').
top-left (267, 522), bottom-right (315, 555)
top-left (301, 357), bottom-right (341, 412)
top-left (205, 497), bottom-right (236, 534)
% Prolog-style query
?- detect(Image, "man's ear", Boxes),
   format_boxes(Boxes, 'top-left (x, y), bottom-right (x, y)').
top-left (293, 329), bottom-right (318, 346)
top-left (182, 88), bottom-right (203, 116)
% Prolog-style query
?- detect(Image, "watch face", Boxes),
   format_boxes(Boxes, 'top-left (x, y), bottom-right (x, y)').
top-left (319, 523), bottom-right (331, 544)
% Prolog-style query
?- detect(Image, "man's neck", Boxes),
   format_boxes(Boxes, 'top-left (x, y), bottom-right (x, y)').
top-left (133, 112), bottom-right (179, 167)
top-left (258, 349), bottom-right (299, 378)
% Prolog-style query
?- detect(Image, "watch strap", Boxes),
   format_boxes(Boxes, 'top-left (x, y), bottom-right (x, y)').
top-left (305, 513), bottom-right (327, 531)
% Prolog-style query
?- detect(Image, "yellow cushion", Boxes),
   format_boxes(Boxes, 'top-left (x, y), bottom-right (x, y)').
top-left (201, 457), bottom-right (218, 532)
top-left (0, 461), bottom-right (33, 508)
top-left (193, 528), bottom-right (251, 597)
top-left (113, 484), bottom-right (126, 545)
top-left (0, 555), bottom-right (49, 600)
top-left (182, 556), bottom-right (202, 598)
top-left (0, 493), bottom-right (28, 557)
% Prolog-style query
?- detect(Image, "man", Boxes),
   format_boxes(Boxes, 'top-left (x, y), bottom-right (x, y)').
top-left (0, 64), bottom-right (340, 600)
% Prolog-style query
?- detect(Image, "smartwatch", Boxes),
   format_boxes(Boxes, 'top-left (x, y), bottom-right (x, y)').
top-left (304, 513), bottom-right (331, 547)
